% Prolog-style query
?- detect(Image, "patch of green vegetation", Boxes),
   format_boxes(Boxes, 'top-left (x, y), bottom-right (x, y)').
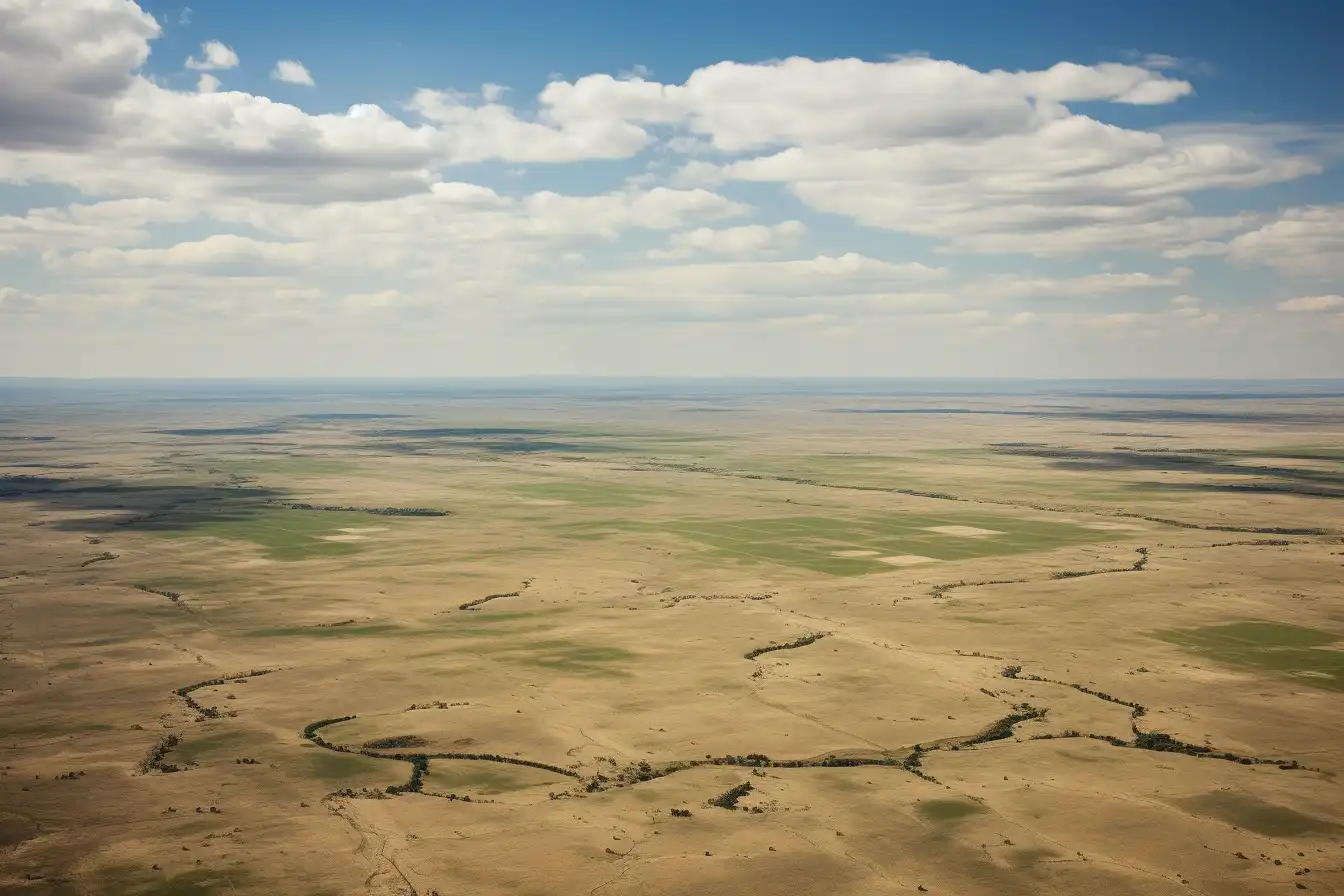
top-left (1233, 445), bottom-right (1344, 464)
top-left (429, 607), bottom-right (569, 641)
top-left (171, 729), bottom-right (257, 766)
top-left (1155, 621), bottom-right (1344, 691)
top-left (1177, 792), bottom-right (1343, 837)
top-left (153, 508), bottom-right (384, 560)
top-left (500, 639), bottom-right (636, 676)
top-left (812, 771), bottom-right (867, 793)
top-left (916, 799), bottom-right (988, 823)
top-left (514, 481), bottom-right (651, 507)
top-left (916, 448), bottom-right (989, 458)
top-left (157, 425), bottom-right (282, 437)
top-left (0, 720), bottom-right (114, 738)
top-left (199, 456), bottom-right (356, 476)
top-left (55, 658), bottom-right (84, 669)
top-left (307, 750), bottom-right (390, 781)
top-left (629, 513), bottom-right (1101, 576)
top-left (426, 759), bottom-right (568, 794)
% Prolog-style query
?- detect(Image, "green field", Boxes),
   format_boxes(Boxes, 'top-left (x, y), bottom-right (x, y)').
top-left (631, 513), bottom-right (1106, 575)
top-left (154, 508), bottom-right (389, 560)
top-left (196, 455), bottom-right (357, 476)
top-left (514, 481), bottom-right (653, 507)
top-left (307, 750), bottom-right (392, 782)
top-left (495, 638), bottom-right (636, 676)
top-left (1155, 621), bottom-right (1344, 691)
top-left (1177, 791), bottom-right (1343, 837)
top-left (426, 759), bottom-right (570, 794)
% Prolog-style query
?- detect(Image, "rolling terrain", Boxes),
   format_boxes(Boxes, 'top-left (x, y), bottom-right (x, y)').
top-left (1, 381), bottom-right (1342, 895)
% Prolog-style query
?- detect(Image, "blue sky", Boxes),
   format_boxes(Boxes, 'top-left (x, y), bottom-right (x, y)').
top-left (1, 0), bottom-right (1342, 376)
top-left (137, 0), bottom-right (1343, 120)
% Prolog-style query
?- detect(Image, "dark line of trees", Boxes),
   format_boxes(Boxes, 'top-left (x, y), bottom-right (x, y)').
top-left (744, 632), bottom-right (827, 660)
top-left (270, 500), bottom-right (450, 517)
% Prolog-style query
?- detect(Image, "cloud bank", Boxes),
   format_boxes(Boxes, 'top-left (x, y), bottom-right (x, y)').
top-left (0, 0), bottom-right (1339, 376)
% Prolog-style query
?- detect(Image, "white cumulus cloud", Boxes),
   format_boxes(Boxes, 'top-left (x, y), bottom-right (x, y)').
top-left (1277, 295), bottom-right (1344, 312)
top-left (272, 59), bottom-right (314, 86)
top-left (185, 39), bottom-right (238, 71)
top-left (0, 0), bottom-right (1339, 376)
top-left (653, 221), bottom-right (807, 258)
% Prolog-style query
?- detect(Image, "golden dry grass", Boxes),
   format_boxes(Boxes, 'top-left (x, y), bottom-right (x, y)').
top-left (1, 389), bottom-right (1342, 895)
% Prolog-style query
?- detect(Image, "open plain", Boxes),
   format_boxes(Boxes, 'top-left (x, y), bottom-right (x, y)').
top-left (1, 380), bottom-right (1343, 895)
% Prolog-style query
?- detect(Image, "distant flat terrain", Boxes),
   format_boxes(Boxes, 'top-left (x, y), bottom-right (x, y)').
top-left (1, 382), bottom-right (1342, 896)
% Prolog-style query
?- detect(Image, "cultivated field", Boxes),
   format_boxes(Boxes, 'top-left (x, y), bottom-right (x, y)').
top-left (1, 381), bottom-right (1342, 895)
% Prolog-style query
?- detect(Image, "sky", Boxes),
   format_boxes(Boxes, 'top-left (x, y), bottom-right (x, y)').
top-left (1, 0), bottom-right (1342, 378)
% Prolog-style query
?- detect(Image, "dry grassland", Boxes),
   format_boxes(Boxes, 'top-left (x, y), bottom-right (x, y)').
top-left (1, 386), bottom-right (1342, 895)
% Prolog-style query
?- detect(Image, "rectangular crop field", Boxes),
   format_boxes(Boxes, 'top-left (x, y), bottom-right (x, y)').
top-left (648, 513), bottom-right (1108, 575)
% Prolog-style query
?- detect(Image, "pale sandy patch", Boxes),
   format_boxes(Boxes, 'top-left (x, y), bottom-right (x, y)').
top-left (1170, 665), bottom-right (1249, 683)
top-left (832, 549), bottom-right (879, 557)
top-left (878, 555), bottom-right (939, 566)
top-left (338, 526), bottom-right (388, 534)
top-left (322, 534), bottom-right (369, 542)
top-left (923, 525), bottom-right (1002, 537)
top-left (1083, 522), bottom-right (1148, 531)
top-left (523, 499), bottom-right (571, 506)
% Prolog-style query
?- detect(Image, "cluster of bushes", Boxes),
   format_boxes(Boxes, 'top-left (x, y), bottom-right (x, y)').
top-left (176, 669), bottom-right (276, 719)
top-left (669, 808), bottom-right (692, 817)
top-left (707, 753), bottom-right (772, 767)
top-left (629, 460), bottom-right (961, 500)
top-left (330, 787), bottom-right (390, 800)
top-left (1076, 731), bottom-right (1308, 769)
top-left (304, 714), bottom-right (580, 795)
top-left (997, 666), bottom-right (1313, 771)
top-left (930, 579), bottom-right (1024, 599)
top-left (1051, 547), bottom-right (1149, 580)
top-left (79, 552), bottom-right (117, 568)
top-left (900, 746), bottom-right (939, 783)
top-left (662, 592), bottom-right (775, 607)
top-left (363, 735), bottom-right (428, 750)
top-left (695, 751), bottom-right (938, 782)
top-left (1120, 514), bottom-right (1327, 536)
top-left (271, 501), bottom-right (449, 517)
top-left (708, 781), bottom-right (753, 810)
top-left (583, 759), bottom-right (683, 791)
top-left (1001, 666), bottom-right (1147, 719)
top-left (301, 715), bottom-right (356, 746)
top-left (459, 591), bottom-right (519, 611)
top-left (963, 704), bottom-right (1047, 745)
top-left (385, 756), bottom-right (429, 794)
top-left (1210, 539), bottom-right (1301, 547)
top-left (395, 751), bottom-right (577, 779)
top-left (135, 584), bottom-right (182, 601)
top-left (744, 632), bottom-right (827, 660)
top-left (138, 734), bottom-right (182, 774)
top-left (405, 701), bottom-right (468, 710)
